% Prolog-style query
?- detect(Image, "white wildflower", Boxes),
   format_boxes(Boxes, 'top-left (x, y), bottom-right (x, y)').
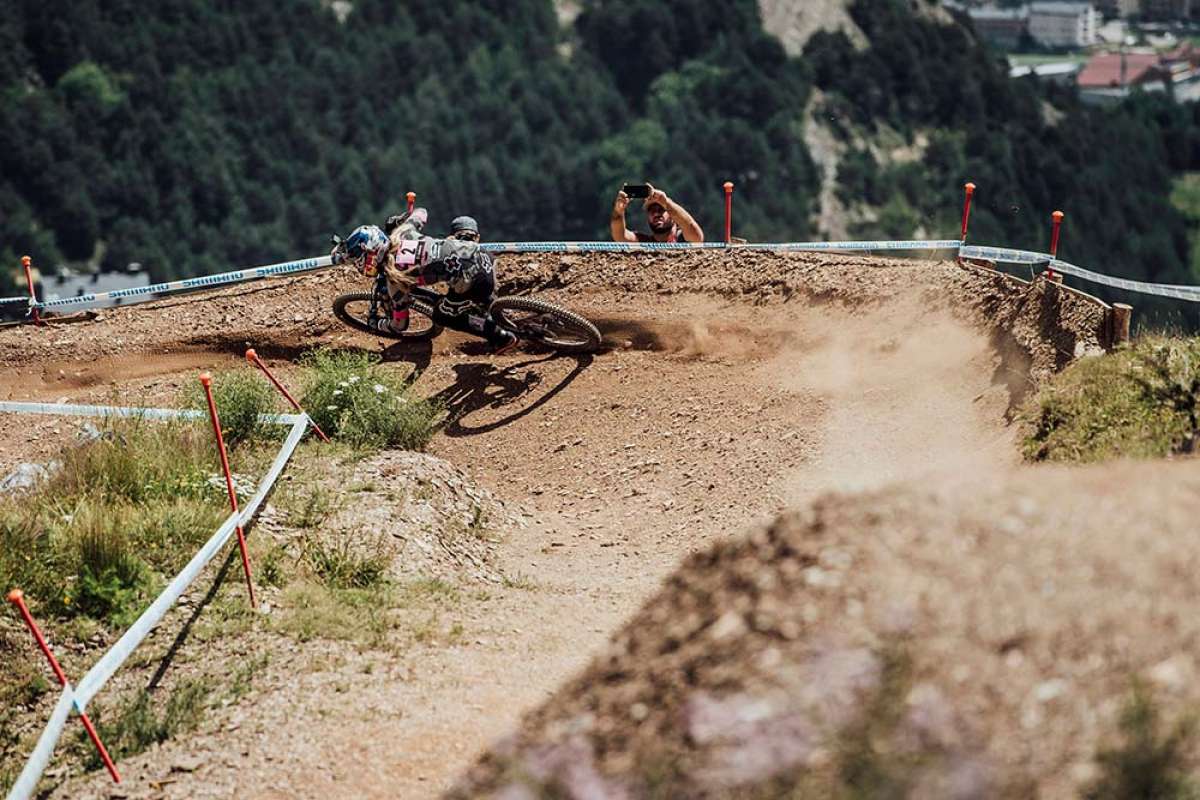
top-left (326, 405), bottom-right (338, 411)
top-left (348, 376), bottom-right (361, 384)
top-left (333, 389), bottom-right (342, 396)
top-left (338, 381), bottom-right (349, 388)
top-left (372, 384), bottom-right (387, 394)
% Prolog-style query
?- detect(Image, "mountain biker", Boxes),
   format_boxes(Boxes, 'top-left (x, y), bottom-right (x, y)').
top-left (333, 209), bottom-right (518, 354)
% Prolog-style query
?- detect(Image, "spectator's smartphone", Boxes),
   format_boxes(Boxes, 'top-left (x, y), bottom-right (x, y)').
top-left (623, 183), bottom-right (650, 199)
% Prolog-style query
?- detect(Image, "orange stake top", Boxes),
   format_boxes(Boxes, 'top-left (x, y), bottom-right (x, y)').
top-left (1052, 210), bottom-right (1064, 221)
top-left (965, 182), bottom-right (976, 193)
top-left (723, 181), bottom-right (733, 191)
top-left (245, 348), bottom-right (258, 362)
top-left (7, 588), bottom-right (22, 603)
top-left (199, 372), bottom-right (212, 386)
top-left (21, 255), bottom-right (31, 267)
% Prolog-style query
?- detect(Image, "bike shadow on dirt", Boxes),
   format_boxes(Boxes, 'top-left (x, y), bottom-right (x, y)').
top-left (433, 350), bottom-right (593, 437)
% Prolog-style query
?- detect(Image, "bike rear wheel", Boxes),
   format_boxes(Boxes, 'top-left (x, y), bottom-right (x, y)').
top-left (491, 296), bottom-right (601, 353)
top-left (332, 292), bottom-right (442, 341)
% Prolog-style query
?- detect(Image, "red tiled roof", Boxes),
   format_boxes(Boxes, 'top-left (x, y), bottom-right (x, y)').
top-left (1077, 53), bottom-right (1162, 88)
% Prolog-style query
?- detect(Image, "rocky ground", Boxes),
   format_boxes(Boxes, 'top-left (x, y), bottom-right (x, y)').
top-left (0, 250), bottom-right (1144, 799)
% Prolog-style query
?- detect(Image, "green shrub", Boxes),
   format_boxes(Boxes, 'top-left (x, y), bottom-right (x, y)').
top-left (1023, 336), bottom-right (1200, 463)
top-left (73, 513), bottom-right (156, 626)
top-left (183, 368), bottom-right (279, 448)
top-left (300, 349), bottom-right (438, 451)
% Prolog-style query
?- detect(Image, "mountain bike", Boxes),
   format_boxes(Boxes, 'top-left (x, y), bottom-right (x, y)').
top-left (332, 270), bottom-right (601, 354)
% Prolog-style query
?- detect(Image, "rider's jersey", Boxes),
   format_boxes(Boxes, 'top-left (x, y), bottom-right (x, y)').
top-left (384, 208), bottom-right (494, 296)
top-left (393, 238), bottom-right (494, 295)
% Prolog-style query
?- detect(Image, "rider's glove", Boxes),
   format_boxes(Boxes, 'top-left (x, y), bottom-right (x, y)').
top-left (384, 213), bottom-right (408, 236)
top-left (330, 242), bottom-right (347, 266)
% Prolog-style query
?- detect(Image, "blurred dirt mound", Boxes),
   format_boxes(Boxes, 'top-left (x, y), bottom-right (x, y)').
top-left (450, 461), bottom-right (1200, 799)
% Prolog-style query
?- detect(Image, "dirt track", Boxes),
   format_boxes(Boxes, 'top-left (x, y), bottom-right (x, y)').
top-left (0, 251), bottom-right (1116, 797)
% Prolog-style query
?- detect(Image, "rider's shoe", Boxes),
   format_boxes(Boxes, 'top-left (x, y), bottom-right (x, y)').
top-left (492, 330), bottom-right (519, 356)
top-left (375, 315), bottom-right (409, 335)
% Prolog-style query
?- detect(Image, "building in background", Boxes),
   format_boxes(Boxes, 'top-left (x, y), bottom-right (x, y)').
top-left (969, 5), bottom-right (1030, 48)
top-left (1009, 61), bottom-right (1084, 83)
top-left (1029, 2), bottom-right (1100, 47)
top-left (1077, 50), bottom-right (1164, 100)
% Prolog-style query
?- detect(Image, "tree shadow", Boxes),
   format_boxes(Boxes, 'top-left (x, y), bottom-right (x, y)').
top-left (433, 353), bottom-right (593, 437)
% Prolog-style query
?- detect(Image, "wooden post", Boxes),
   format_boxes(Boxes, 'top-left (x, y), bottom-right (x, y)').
top-left (1110, 303), bottom-right (1132, 348)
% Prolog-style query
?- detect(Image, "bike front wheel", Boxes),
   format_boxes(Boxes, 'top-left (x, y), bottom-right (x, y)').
top-left (332, 292), bottom-right (442, 341)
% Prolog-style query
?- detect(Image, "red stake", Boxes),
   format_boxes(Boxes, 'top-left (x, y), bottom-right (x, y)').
top-left (723, 182), bottom-right (734, 245)
top-left (244, 348), bottom-right (329, 443)
top-left (7, 589), bottom-right (121, 784)
top-left (406, 191), bottom-right (416, 214)
top-left (21, 256), bottom-right (42, 326)
top-left (199, 373), bottom-right (257, 608)
top-left (1048, 210), bottom-right (1065, 281)
top-left (960, 183), bottom-right (976, 243)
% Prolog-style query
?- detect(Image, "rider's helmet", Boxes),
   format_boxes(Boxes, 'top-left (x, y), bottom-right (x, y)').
top-left (344, 225), bottom-right (390, 276)
top-left (449, 216), bottom-right (479, 242)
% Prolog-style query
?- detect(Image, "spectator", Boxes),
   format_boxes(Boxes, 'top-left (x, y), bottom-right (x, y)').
top-left (610, 183), bottom-right (704, 243)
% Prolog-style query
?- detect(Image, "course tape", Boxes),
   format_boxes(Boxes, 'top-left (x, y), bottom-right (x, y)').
top-left (31, 254), bottom-right (333, 312)
top-left (0, 295), bottom-right (28, 306)
top-left (4, 404), bottom-right (310, 800)
top-left (0, 401), bottom-right (304, 426)
top-left (961, 245), bottom-right (1200, 302)
top-left (479, 239), bottom-right (962, 254)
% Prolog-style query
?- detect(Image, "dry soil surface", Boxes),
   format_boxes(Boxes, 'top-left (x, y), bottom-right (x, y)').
top-left (0, 251), bottom-right (1118, 798)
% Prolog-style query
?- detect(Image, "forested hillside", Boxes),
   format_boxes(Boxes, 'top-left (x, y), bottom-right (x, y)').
top-left (2, 0), bottom-right (1199, 302)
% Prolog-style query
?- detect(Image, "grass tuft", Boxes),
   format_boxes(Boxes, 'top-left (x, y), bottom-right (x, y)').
top-left (1084, 682), bottom-right (1199, 800)
top-left (302, 528), bottom-right (391, 590)
top-left (299, 349), bottom-right (438, 451)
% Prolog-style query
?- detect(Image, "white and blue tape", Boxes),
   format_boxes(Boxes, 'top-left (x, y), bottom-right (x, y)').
top-left (28, 255), bottom-right (333, 313)
top-left (0, 401), bottom-right (304, 426)
top-left (961, 245), bottom-right (1200, 302)
top-left (478, 239), bottom-right (962, 254)
top-left (4, 403), bottom-right (310, 800)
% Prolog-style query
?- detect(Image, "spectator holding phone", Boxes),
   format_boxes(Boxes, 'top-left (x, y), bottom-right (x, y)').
top-left (610, 183), bottom-right (704, 244)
